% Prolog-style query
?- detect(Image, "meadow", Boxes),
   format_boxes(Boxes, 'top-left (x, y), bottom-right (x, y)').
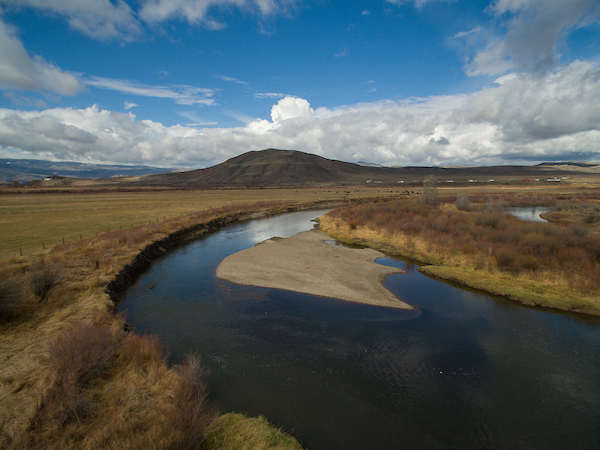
top-left (0, 186), bottom-right (406, 259)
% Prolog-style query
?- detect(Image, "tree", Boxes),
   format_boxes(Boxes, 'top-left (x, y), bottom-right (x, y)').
top-left (420, 179), bottom-right (438, 205)
top-left (456, 193), bottom-right (470, 211)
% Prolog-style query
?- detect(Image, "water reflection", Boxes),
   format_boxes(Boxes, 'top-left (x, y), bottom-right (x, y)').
top-left (118, 210), bottom-right (600, 450)
top-left (504, 206), bottom-right (553, 222)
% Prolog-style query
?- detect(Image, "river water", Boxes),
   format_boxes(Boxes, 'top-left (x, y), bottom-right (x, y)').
top-left (118, 209), bottom-right (600, 449)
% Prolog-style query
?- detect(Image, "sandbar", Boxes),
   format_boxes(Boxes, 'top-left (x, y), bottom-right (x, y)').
top-left (216, 229), bottom-right (413, 309)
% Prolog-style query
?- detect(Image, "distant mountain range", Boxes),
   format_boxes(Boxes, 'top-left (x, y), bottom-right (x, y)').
top-left (2, 150), bottom-right (599, 187)
top-left (0, 159), bottom-right (171, 183)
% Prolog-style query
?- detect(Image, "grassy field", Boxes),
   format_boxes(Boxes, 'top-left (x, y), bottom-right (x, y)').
top-left (0, 186), bottom-right (410, 259)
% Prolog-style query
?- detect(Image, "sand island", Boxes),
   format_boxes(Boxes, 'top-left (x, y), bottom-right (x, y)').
top-left (216, 229), bottom-right (413, 309)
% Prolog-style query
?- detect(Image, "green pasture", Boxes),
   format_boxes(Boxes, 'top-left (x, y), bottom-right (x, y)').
top-left (0, 187), bottom-right (408, 259)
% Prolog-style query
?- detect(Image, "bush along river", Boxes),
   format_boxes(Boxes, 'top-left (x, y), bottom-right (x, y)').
top-left (118, 209), bottom-right (600, 450)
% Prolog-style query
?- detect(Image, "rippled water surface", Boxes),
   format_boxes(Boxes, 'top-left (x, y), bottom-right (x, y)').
top-left (118, 210), bottom-right (600, 449)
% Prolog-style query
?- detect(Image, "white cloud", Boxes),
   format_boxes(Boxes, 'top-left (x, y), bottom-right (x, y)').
top-left (463, 0), bottom-right (600, 76)
top-left (178, 110), bottom-right (218, 126)
top-left (124, 101), bottom-right (138, 110)
top-left (385, 0), bottom-right (454, 9)
top-left (139, 0), bottom-right (296, 26)
top-left (335, 48), bottom-right (349, 58)
top-left (254, 92), bottom-right (286, 99)
top-left (219, 75), bottom-right (249, 85)
top-left (2, 0), bottom-right (299, 41)
top-left (270, 96), bottom-right (314, 122)
top-left (1, 61), bottom-right (599, 168)
top-left (84, 76), bottom-right (217, 106)
top-left (0, 18), bottom-right (84, 96)
top-left (0, 0), bottom-right (141, 41)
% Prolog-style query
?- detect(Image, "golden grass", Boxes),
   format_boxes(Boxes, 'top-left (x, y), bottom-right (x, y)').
top-left (319, 202), bottom-right (600, 316)
top-left (207, 413), bottom-right (303, 450)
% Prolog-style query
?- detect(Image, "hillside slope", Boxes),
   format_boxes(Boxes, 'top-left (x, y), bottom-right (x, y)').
top-left (139, 149), bottom-right (598, 186)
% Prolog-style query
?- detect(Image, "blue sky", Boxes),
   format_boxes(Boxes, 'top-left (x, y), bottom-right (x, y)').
top-left (0, 0), bottom-right (598, 168)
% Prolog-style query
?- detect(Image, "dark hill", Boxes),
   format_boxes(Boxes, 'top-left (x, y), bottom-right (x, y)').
top-left (142, 149), bottom-right (373, 186)
top-left (139, 149), bottom-right (599, 186)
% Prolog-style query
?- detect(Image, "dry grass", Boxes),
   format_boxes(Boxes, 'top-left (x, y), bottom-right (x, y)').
top-left (1, 194), bottom-right (349, 448)
top-left (321, 196), bottom-right (600, 315)
top-left (207, 413), bottom-right (303, 450)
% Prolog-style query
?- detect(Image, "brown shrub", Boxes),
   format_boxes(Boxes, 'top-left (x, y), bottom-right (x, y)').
top-left (475, 212), bottom-right (503, 229)
top-left (38, 319), bottom-right (122, 428)
top-left (123, 333), bottom-right (168, 372)
top-left (29, 262), bottom-right (61, 300)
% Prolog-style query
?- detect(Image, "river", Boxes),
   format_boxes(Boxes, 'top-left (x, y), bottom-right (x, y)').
top-left (118, 209), bottom-right (600, 449)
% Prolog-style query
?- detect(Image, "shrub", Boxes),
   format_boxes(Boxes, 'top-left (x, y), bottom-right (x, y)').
top-left (29, 263), bottom-right (61, 300)
top-left (123, 333), bottom-right (167, 372)
top-left (349, 219), bottom-right (359, 230)
top-left (40, 320), bottom-right (121, 427)
top-left (0, 276), bottom-right (23, 323)
top-left (475, 212), bottom-right (503, 229)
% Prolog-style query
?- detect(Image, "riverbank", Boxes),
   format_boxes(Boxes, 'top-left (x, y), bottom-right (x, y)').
top-left (216, 229), bottom-right (412, 310)
top-left (319, 201), bottom-right (600, 316)
top-left (1, 200), bottom-right (344, 448)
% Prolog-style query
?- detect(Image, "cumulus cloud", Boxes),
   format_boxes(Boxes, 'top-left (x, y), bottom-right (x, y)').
top-left (270, 96), bottom-right (314, 122)
top-left (0, 19), bottom-right (84, 96)
top-left (1, 61), bottom-right (599, 168)
top-left (462, 0), bottom-right (600, 76)
top-left (84, 76), bottom-right (216, 106)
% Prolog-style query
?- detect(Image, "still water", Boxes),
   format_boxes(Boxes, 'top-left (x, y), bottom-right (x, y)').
top-left (504, 206), bottom-right (553, 222)
top-left (118, 210), bottom-right (600, 449)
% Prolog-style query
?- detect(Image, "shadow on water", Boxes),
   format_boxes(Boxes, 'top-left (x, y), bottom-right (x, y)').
top-left (118, 210), bottom-right (600, 450)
